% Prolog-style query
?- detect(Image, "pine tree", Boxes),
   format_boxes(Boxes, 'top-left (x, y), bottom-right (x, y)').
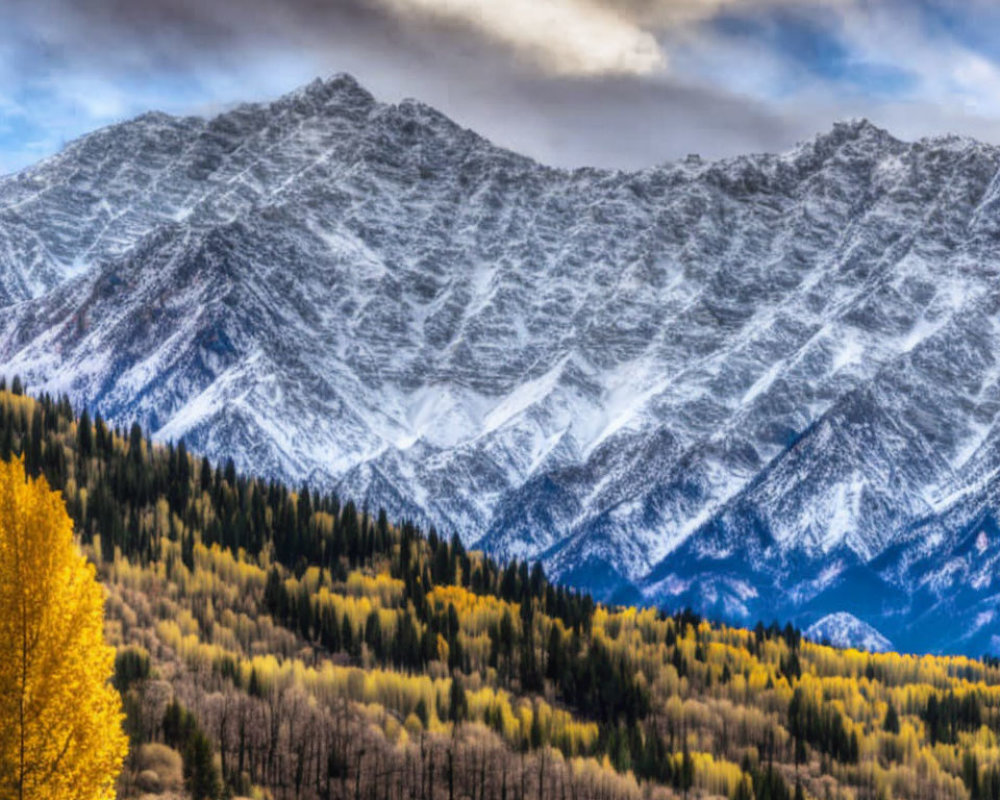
top-left (734, 774), bottom-right (754, 800)
top-left (545, 624), bottom-right (564, 680)
top-left (680, 742), bottom-right (694, 798)
top-left (884, 700), bottom-right (900, 734)
top-left (77, 408), bottom-right (94, 460)
top-left (415, 698), bottom-right (429, 728)
top-left (185, 729), bottom-right (222, 800)
top-left (529, 704), bottom-right (543, 749)
top-left (0, 457), bottom-right (128, 799)
top-left (449, 673), bottom-right (467, 723)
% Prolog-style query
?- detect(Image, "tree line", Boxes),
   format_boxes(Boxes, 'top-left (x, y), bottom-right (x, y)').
top-left (3, 379), bottom-right (1000, 800)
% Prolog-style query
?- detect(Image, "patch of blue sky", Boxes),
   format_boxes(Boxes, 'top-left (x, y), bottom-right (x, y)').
top-left (0, 52), bottom-right (316, 174)
top-left (0, 108), bottom-right (56, 175)
top-left (709, 9), bottom-right (917, 100)
top-left (915, 0), bottom-right (1000, 62)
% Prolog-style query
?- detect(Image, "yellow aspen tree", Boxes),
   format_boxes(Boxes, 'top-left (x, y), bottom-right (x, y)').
top-left (0, 457), bottom-right (127, 800)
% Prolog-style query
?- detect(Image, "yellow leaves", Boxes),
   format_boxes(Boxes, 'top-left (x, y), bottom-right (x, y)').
top-left (802, 639), bottom-right (983, 690)
top-left (54, 413), bottom-right (1000, 800)
top-left (0, 391), bottom-right (37, 430)
top-left (428, 585), bottom-right (518, 635)
top-left (467, 687), bottom-right (521, 741)
top-left (309, 586), bottom-right (374, 634)
top-left (971, 725), bottom-right (998, 750)
top-left (299, 565), bottom-right (324, 593)
top-left (311, 510), bottom-right (336, 537)
top-left (0, 457), bottom-right (128, 800)
top-left (344, 571), bottom-right (404, 606)
top-left (404, 712), bottom-right (423, 736)
top-left (746, 665), bottom-right (773, 693)
top-left (685, 751), bottom-right (744, 798)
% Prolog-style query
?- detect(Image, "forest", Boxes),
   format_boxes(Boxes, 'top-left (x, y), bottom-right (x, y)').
top-left (2, 378), bottom-right (1000, 800)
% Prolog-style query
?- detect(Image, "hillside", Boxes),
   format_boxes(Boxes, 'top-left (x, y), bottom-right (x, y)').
top-left (3, 381), bottom-right (1000, 800)
top-left (3, 77), bottom-right (1000, 651)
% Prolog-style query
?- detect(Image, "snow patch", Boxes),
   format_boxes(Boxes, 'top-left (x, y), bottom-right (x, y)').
top-left (805, 613), bottom-right (893, 653)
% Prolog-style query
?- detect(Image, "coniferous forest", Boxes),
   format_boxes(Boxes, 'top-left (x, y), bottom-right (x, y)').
top-left (4, 380), bottom-right (1000, 800)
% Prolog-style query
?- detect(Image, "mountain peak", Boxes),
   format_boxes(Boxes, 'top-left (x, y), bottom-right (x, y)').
top-left (810, 117), bottom-right (897, 153)
top-left (836, 117), bottom-right (890, 136)
top-left (315, 72), bottom-right (372, 100)
top-left (277, 72), bottom-right (377, 115)
top-left (4, 77), bottom-right (1000, 654)
top-left (806, 613), bottom-right (894, 653)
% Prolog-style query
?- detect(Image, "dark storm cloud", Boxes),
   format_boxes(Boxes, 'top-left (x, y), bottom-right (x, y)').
top-left (7, 0), bottom-right (402, 71)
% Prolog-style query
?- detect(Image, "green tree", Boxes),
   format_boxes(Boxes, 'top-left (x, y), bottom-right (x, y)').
top-left (884, 701), bottom-right (900, 734)
top-left (449, 674), bottom-right (467, 723)
top-left (185, 730), bottom-right (221, 800)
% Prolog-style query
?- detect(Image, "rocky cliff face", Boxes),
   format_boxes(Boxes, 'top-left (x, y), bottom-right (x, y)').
top-left (3, 75), bottom-right (999, 654)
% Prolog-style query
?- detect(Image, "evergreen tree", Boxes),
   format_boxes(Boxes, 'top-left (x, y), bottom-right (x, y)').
top-left (77, 407), bottom-right (94, 460)
top-left (884, 701), bottom-right (900, 734)
top-left (449, 673), bottom-right (467, 723)
top-left (185, 729), bottom-right (222, 800)
top-left (679, 742), bottom-right (694, 798)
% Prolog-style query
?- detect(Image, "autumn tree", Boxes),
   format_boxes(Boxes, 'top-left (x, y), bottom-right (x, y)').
top-left (7, 387), bottom-right (1000, 800)
top-left (0, 457), bottom-right (127, 800)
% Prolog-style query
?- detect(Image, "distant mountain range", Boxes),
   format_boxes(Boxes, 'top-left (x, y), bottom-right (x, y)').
top-left (2, 74), bottom-right (999, 654)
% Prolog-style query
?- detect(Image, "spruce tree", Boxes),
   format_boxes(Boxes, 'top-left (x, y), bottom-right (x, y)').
top-left (884, 701), bottom-right (900, 734)
top-left (185, 729), bottom-right (222, 800)
top-left (449, 673), bottom-right (467, 723)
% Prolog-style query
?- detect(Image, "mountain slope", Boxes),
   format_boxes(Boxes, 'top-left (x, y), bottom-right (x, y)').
top-left (9, 387), bottom-right (1000, 800)
top-left (804, 612), bottom-right (894, 652)
top-left (3, 76), bottom-right (1000, 652)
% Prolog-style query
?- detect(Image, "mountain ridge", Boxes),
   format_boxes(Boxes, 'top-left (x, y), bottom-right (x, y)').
top-left (2, 74), bottom-right (999, 654)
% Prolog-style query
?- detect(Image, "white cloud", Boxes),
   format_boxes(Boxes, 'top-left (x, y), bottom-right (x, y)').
top-left (5, 0), bottom-right (1000, 175)
top-left (615, 0), bottom-right (853, 27)
top-left (368, 0), bottom-right (667, 75)
top-left (358, 0), bottom-right (865, 77)
top-left (811, 1), bottom-right (1000, 117)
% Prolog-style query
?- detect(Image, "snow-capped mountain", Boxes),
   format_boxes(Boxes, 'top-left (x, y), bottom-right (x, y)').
top-left (805, 613), bottom-right (893, 653)
top-left (2, 75), bottom-right (1000, 654)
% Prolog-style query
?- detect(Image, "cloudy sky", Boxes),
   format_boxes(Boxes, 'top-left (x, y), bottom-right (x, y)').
top-left (4, 0), bottom-right (1000, 173)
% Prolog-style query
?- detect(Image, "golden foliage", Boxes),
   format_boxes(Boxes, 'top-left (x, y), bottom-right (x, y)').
top-left (0, 457), bottom-right (128, 800)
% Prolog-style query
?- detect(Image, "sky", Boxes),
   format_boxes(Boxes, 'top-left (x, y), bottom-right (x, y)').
top-left (4, 0), bottom-right (1000, 174)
